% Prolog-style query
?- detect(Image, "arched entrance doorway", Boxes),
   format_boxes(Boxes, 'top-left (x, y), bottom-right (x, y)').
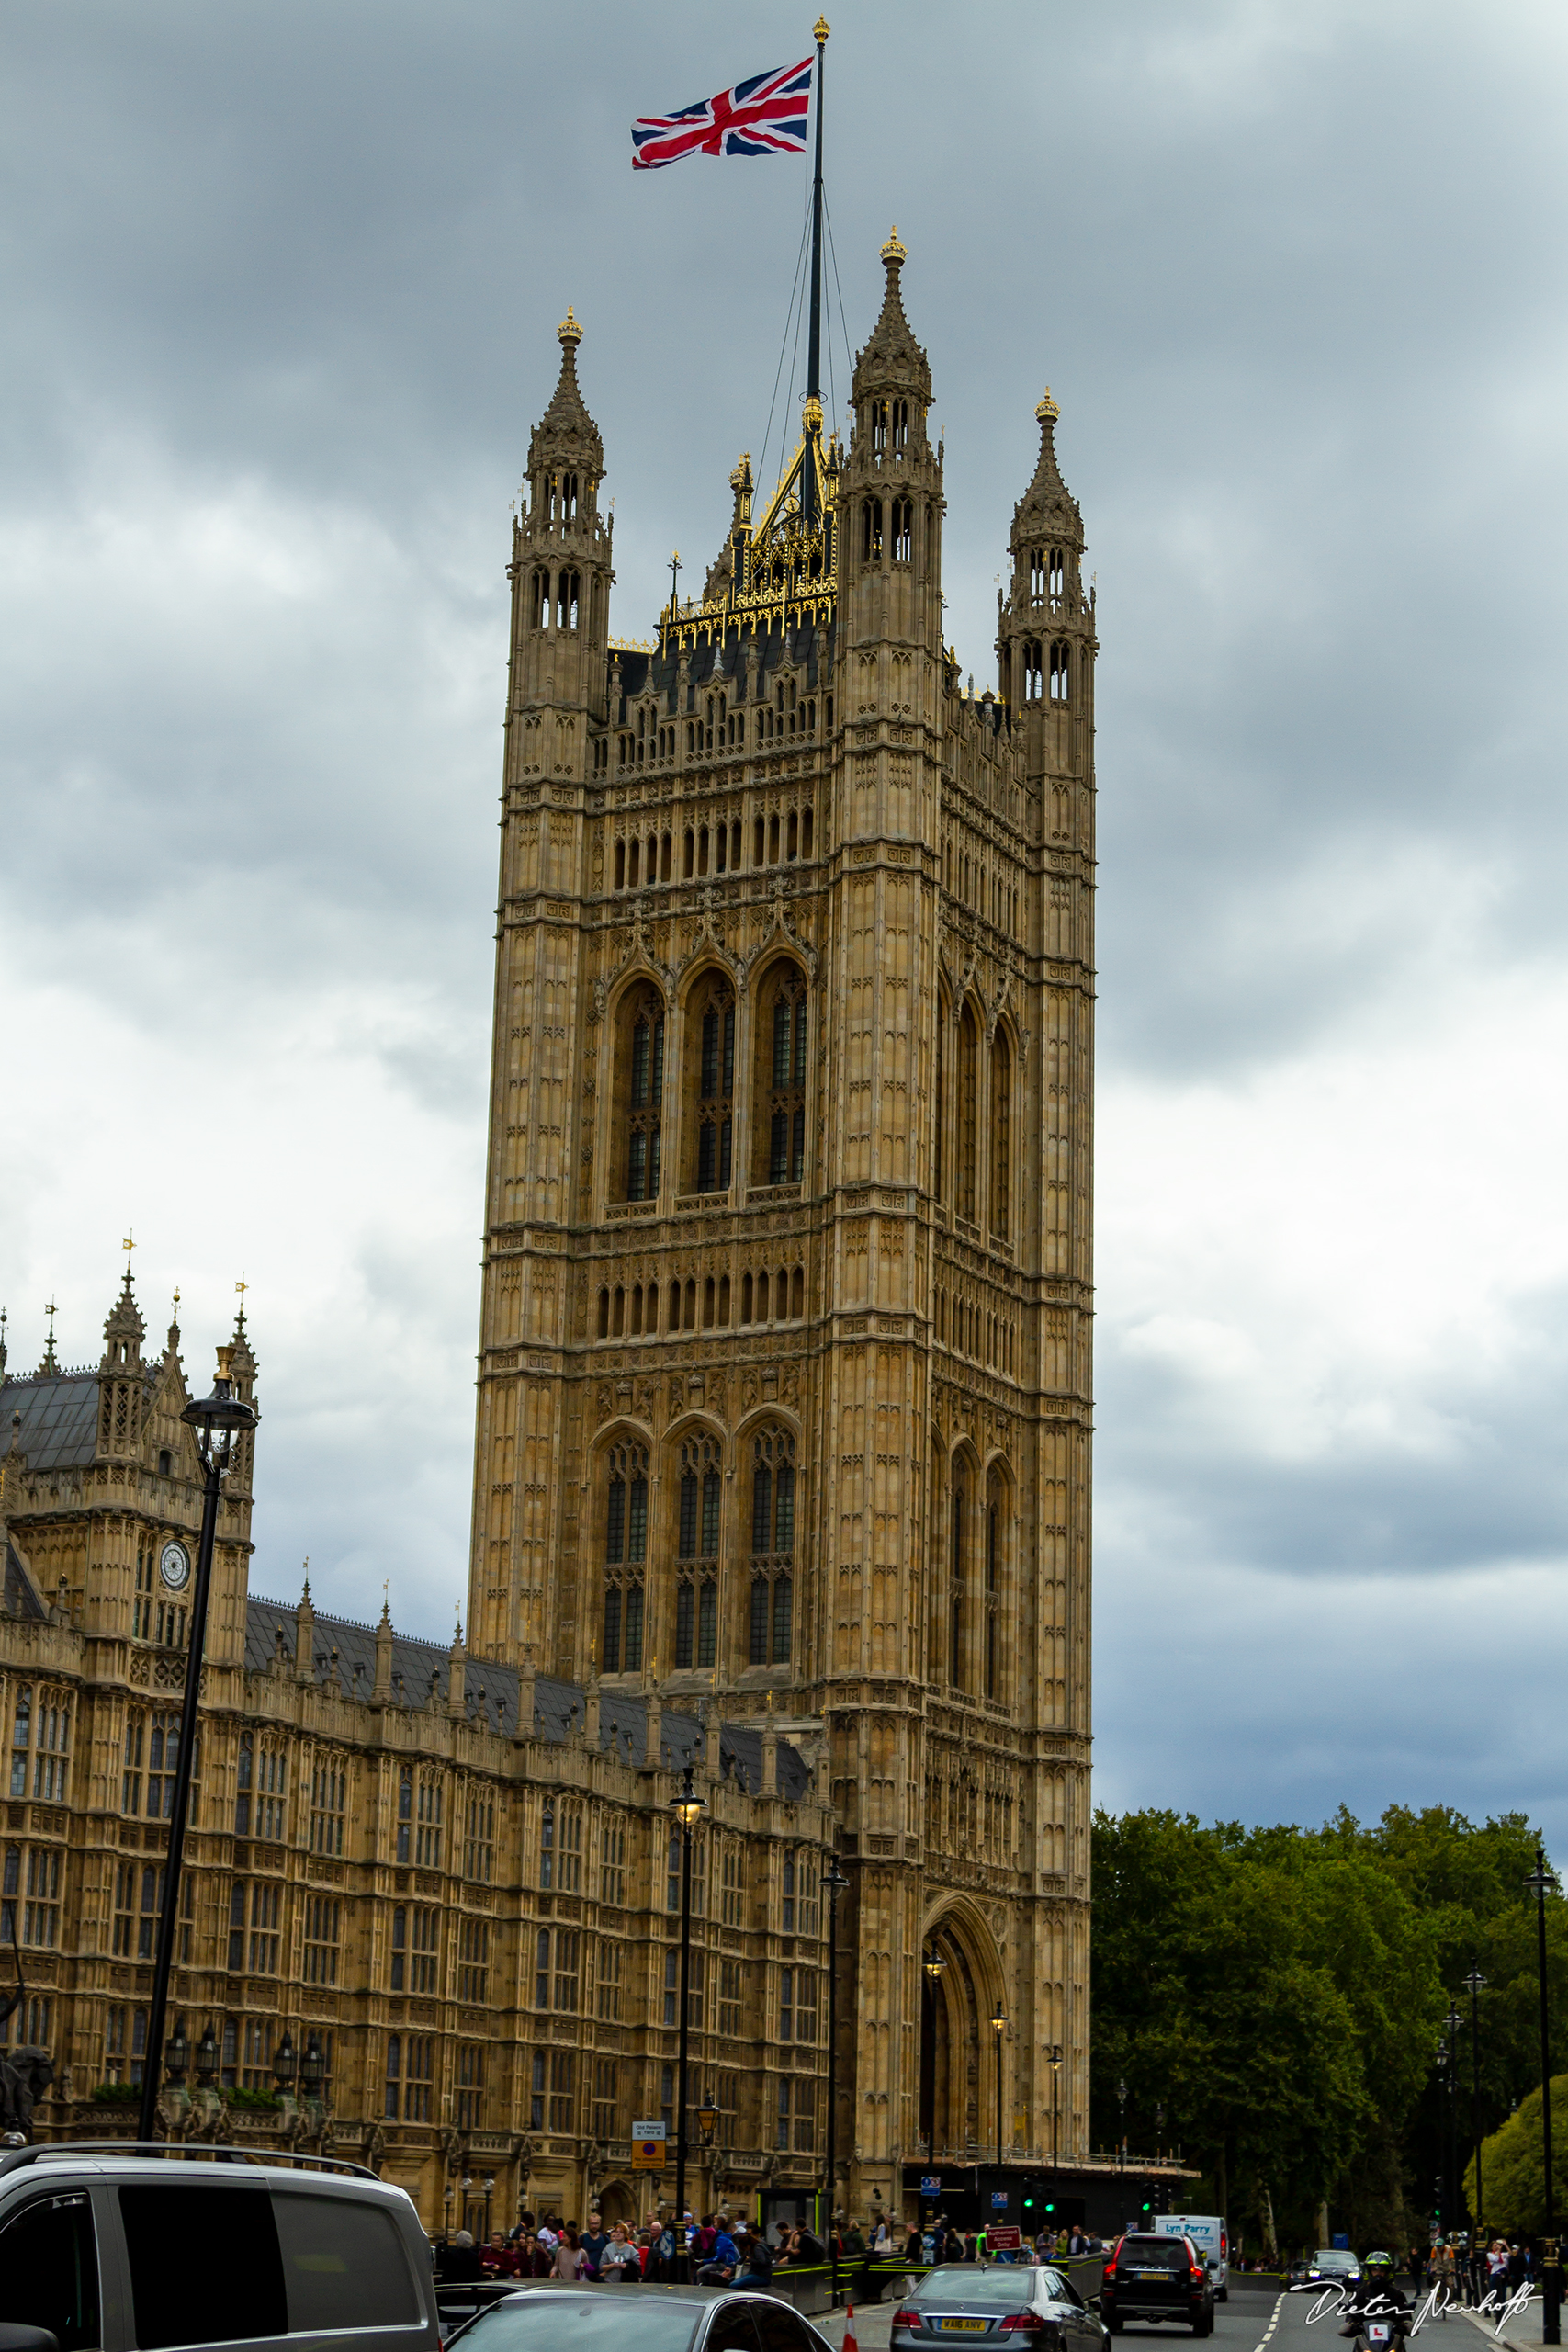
top-left (918, 1904), bottom-right (1000, 2164)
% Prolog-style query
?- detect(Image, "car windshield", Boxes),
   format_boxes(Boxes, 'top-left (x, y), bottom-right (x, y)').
top-left (1315, 2254), bottom-right (1357, 2269)
top-left (916, 2270), bottom-right (1041, 2304)
top-left (457, 2293), bottom-right (702, 2352)
top-left (1118, 2243), bottom-right (1190, 2270)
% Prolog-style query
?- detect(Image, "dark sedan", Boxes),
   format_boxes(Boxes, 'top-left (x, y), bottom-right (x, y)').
top-left (892, 2264), bottom-right (1110, 2352)
top-left (1100, 2235), bottom-right (1213, 2337)
top-left (444, 2281), bottom-right (835, 2352)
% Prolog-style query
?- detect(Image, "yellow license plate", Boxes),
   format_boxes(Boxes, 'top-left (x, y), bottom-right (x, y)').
top-left (938, 2323), bottom-right (989, 2333)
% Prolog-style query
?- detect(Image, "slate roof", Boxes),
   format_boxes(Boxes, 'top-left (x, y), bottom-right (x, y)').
top-left (243, 1595), bottom-right (810, 1803)
top-left (614, 614), bottom-right (833, 718)
top-left (3, 1540), bottom-right (45, 1622)
top-left (0, 1374), bottom-right (105, 1472)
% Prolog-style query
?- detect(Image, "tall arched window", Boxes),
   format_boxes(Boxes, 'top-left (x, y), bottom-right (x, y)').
top-left (990, 1030), bottom-right (1010, 1240)
top-left (891, 498), bottom-right (913, 563)
top-left (748, 1425), bottom-right (795, 1666)
top-left (686, 976), bottom-right (736, 1194)
top-left (675, 1432), bottom-right (721, 1669)
top-left (756, 964), bottom-right (808, 1186)
top-left (957, 1004), bottom-right (979, 1224)
top-left (862, 499), bottom-right (883, 562)
top-left (620, 989), bottom-right (665, 1203)
top-left (985, 1467), bottom-right (1009, 1702)
top-left (949, 1476), bottom-right (965, 1690)
top-left (603, 1439), bottom-right (649, 1672)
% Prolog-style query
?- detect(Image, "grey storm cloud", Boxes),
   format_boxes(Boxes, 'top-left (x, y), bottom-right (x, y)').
top-left (4, 0), bottom-right (1567, 1849)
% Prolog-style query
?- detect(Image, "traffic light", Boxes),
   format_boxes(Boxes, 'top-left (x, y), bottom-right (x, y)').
top-left (1139, 2186), bottom-right (1156, 2219)
top-left (1043, 2203), bottom-right (1057, 2217)
top-left (1023, 2198), bottom-right (1034, 2212)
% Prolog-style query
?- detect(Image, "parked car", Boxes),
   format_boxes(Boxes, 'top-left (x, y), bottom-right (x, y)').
top-left (0, 2141), bottom-right (438, 2352)
top-left (1099, 2233), bottom-right (1214, 2337)
top-left (890, 2264), bottom-right (1110, 2352)
top-left (442, 2281), bottom-right (836, 2352)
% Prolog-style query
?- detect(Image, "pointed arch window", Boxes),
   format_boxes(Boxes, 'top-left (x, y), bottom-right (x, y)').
top-left (985, 1473), bottom-right (1008, 1702)
top-left (1050, 641), bottom-right (1069, 703)
top-left (748, 1425), bottom-right (795, 1667)
top-left (689, 978), bottom-right (736, 1194)
top-left (891, 498), bottom-right (913, 564)
top-left (990, 1030), bottom-right (1010, 1240)
top-left (675, 1432), bottom-right (721, 1670)
top-left (556, 570), bottom-right (581, 629)
top-left (1022, 639), bottom-right (1043, 702)
top-left (531, 569), bottom-right (549, 629)
top-left (950, 1478), bottom-right (966, 1690)
top-left (862, 499), bottom-right (884, 563)
top-left (957, 1004), bottom-right (979, 1224)
top-left (623, 989), bottom-right (665, 1202)
top-left (1029, 549), bottom-right (1046, 605)
top-left (757, 966), bottom-right (808, 1187)
top-left (603, 1438), bottom-right (649, 1673)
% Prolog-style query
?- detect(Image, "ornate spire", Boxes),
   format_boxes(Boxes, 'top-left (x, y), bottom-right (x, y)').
top-left (100, 1264), bottom-right (145, 1369)
top-left (851, 226), bottom-right (932, 406)
top-left (38, 1298), bottom-right (59, 1378)
top-left (227, 1278), bottom-right (257, 1396)
top-left (527, 305), bottom-right (604, 480)
top-left (1011, 385), bottom-right (1083, 552)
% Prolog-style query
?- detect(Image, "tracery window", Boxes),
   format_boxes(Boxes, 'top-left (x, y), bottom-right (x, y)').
top-left (602, 1438), bottom-right (648, 1673)
top-left (1050, 640), bottom-right (1069, 702)
top-left (991, 1030), bottom-right (1010, 1239)
top-left (1022, 639), bottom-right (1043, 701)
top-left (689, 977), bottom-right (736, 1194)
top-left (748, 1424), bottom-right (795, 1667)
top-left (950, 1476), bottom-right (966, 1690)
top-left (957, 1003), bottom-right (979, 1223)
top-left (891, 497), bottom-right (913, 563)
top-left (621, 989), bottom-right (665, 1203)
top-left (675, 1432), bottom-right (721, 1670)
top-left (862, 498), bottom-right (883, 562)
top-left (757, 964), bottom-right (808, 1185)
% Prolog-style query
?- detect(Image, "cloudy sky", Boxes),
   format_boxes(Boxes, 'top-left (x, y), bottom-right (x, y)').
top-left (4, 0), bottom-right (1566, 1854)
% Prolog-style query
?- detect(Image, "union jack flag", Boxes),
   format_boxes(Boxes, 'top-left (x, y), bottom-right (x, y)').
top-left (631, 56), bottom-right (814, 170)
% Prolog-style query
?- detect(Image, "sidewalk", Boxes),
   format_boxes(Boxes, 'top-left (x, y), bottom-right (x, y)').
top-left (815, 2302), bottom-right (895, 2348)
top-left (1456, 2295), bottom-right (1551, 2352)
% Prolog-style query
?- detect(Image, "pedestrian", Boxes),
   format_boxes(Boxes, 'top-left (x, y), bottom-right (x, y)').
top-left (553, 2228), bottom-right (584, 2281)
top-left (441, 2230), bottom-right (484, 2283)
top-left (483, 2231), bottom-right (520, 2278)
top-left (580, 2217), bottom-right (609, 2279)
top-left (601, 2223), bottom-right (637, 2282)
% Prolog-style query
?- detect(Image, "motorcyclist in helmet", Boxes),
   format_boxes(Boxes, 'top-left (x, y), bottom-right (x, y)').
top-left (1339, 2254), bottom-right (1413, 2341)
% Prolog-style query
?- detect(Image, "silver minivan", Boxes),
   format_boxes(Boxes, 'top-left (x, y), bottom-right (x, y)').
top-left (0, 2144), bottom-right (438, 2352)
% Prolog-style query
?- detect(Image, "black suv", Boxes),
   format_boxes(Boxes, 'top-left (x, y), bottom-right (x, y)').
top-left (1100, 2233), bottom-right (1215, 2337)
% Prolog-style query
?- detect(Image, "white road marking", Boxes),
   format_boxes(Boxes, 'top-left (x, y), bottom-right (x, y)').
top-left (1249, 2290), bottom-right (1288, 2352)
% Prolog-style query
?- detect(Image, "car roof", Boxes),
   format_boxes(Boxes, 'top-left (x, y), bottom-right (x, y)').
top-left (0, 2150), bottom-right (400, 2191)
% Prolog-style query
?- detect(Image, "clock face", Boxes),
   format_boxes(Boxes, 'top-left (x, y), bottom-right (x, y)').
top-left (159, 1540), bottom-right (192, 1593)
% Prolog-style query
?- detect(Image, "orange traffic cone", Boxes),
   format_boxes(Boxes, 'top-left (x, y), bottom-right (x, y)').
top-left (844, 2307), bottom-right (858, 2352)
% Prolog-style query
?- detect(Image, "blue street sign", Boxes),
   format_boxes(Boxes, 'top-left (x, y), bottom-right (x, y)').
top-left (991, 2191), bottom-right (1010, 2210)
top-left (920, 2176), bottom-right (942, 2195)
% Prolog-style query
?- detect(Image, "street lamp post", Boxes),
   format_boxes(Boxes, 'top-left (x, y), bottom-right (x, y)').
top-left (990, 2003), bottom-right (1008, 2177)
top-left (1463, 1967), bottom-right (1487, 2242)
top-left (1435, 2040), bottom-right (1450, 2239)
top-left (671, 1763), bottom-right (707, 2278)
top-left (1443, 2005), bottom-right (1464, 2242)
top-left (137, 1348), bottom-right (258, 2145)
top-left (483, 2174), bottom-right (494, 2242)
top-left (923, 1947), bottom-right (947, 2180)
top-left (1525, 1849), bottom-right (1561, 2347)
top-left (823, 1855), bottom-right (850, 2308)
top-left (1050, 2048), bottom-right (1063, 2179)
top-left (1117, 2079), bottom-right (1128, 2176)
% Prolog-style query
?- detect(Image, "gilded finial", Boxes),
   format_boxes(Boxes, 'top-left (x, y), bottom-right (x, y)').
top-left (880, 224), bottom-right (907, 268)
top-left (558, 305), bottom-right (582, 349)
top-left (121, 1232), bottom-right (137, 1267)
top-left (814, 15), bottom-right (830, 41)
top-left (802, 393), bottom-right (824, 437)
top-left (1036, 385), bottom-right (1060, 424)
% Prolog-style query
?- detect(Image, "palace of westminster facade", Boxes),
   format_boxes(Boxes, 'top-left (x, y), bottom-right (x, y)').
top-left (0, 230), bottom-right (1097, 2232)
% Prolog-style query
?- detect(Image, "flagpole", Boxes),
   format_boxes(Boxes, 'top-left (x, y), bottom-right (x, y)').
top-left (803, 16), bottom-right (829, 523)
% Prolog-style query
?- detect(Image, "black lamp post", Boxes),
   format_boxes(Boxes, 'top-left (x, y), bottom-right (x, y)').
top-left (1117, 2078), bottom-right (1128, 2176)
top-left (194, 2024), bottom-right (219, 2091)
top-left (273, 2030), bottom-right (298, 2099)
top-left (1463, 1967), bottom-right (1486, 2241)
top-left (1525, 1849), bottom-right (1561, 2346)
top-left (823, 1855), bottom-right (850, 2307)
top-left (1050, 2047), bottom-right (1063, 2179)
top-left (1435, 2039), bottom-right (1450, 2238)
top-left (137, 1347), bottom-right (257, 2145)
top-left (1443, 2004), bottom-right (1464, 2240)
top-left (164, 2019), bottom-right (189, 2088)
top-left (923, 1946), bottom-right (947, 2179)
top-left (671, 1762), bottom-right (706, 2275)
top-left (990, 2003), bottom-right (1008, 2175)
top-left (482, 2173), bottom-right (494, 2241)
top-left (300, 2032), bottom-right (326, 2104)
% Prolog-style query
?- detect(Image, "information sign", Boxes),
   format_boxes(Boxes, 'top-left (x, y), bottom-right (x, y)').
top-left (631, 2120), bottom-right (667, 2170)
top-left (920, 2176), bottom-right (942, 2196)
top-left (988, 2226), bottom-right (1022, 2250)
top-left (991, 2192), bottom-right (1010, 2211)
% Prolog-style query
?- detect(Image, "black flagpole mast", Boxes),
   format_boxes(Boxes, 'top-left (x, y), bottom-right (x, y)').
top-left (802, 17), bottom-right (829, 523)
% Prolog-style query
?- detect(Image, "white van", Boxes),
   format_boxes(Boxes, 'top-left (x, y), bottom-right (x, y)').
top-left (1155, 2215), bottom-right (1229, 2301)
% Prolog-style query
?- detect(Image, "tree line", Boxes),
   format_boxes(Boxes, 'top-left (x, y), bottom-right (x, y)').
top-left (1090, 1805), bottom-right (1567, 2254)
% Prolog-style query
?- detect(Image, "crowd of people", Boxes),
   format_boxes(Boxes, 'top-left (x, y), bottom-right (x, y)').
top-left (1406, 2236), bottom-right (1540, 2303)
top-left (434, 2208), bottom-right (1101, 2286)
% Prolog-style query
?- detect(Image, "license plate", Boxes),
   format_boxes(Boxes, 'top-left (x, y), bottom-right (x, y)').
top-left (937, 2322), bottom-right (990, 2333)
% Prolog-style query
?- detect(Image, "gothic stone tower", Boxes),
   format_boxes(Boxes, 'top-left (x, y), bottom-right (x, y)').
top-left (468, 233), bottom-right (1095, 2215)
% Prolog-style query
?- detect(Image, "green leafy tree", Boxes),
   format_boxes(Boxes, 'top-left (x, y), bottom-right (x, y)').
top-left (1464, 2079), bottom-right (1568, 2233)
